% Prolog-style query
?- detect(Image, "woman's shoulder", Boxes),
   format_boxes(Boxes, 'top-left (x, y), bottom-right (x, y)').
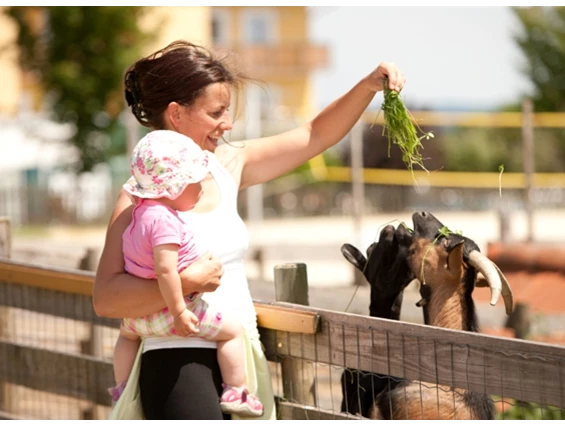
top-left (213, 142), bottom-right (245, 187)
top-left (215, 141), bottom-right (245, 163)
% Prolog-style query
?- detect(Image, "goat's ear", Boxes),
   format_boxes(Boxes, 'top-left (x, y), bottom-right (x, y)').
top-left (447, 241), bottom-right (465, 275)
top-left (341, 243), bottom-right (367, 271)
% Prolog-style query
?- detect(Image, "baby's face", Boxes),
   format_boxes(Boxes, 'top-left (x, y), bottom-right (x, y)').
top-left (174, 182), bottom-right (203, 211)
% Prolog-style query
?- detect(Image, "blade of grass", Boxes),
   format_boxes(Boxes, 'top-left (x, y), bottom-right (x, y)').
top-left (498, 164), bottom-right (504, 198)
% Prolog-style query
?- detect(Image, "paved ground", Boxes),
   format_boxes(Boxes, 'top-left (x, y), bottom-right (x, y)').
top-left (14, 208), bottom-right (565, 283)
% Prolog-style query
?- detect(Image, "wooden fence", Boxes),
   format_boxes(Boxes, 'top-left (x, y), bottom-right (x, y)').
top-left (1, 258), bottom-right (565, 419)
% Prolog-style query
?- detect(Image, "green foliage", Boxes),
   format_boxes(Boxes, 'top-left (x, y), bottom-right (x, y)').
top-left (440, 8), bottom-right (565, 173)
top-left (286, 148), bottom-right (343, 183)
top-left (5, 6), bottom-right (153, 172)
top-left (440, 128), bottom-right (522, 172)
top-left (497, 401), bottom-right (565, 420)
top-left (512, 6), bottom-right (565, 112)
top-left (440, 126), bottom-right (565, 173)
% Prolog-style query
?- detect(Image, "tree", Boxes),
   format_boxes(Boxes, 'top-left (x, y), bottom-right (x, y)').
top-left (512, 6), bottom-right (565, 112)
top-left (507, 7), bottom-right (565, 172)
top-left (4, 6), bottom-right (153, 172)
top-left (439, 7), bottom-right (565, 173)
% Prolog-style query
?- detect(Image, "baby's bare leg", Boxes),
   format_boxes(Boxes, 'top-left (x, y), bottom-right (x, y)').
top-left (196, 303), bottom-right (264, 416)
top-left (113, 325), bottom-right (141, 384)
top-left (191, 297), bottom-right (247, 388)
top-left (210, 313), bottom-right (246, 388)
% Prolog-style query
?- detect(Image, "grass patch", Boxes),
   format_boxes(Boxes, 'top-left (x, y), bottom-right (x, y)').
top-left (12, 225), bottom-right (52, 238)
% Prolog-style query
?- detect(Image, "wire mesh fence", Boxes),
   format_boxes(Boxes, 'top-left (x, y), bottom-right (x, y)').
top-left (1, 260), bottom-right (564, 420)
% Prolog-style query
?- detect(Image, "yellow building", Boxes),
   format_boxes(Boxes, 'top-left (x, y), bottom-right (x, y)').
top-left (209, 6), bottom-right (328, 122)
top-left (0, 7), bottom-right (25, 115)
top-left (0, 6), bottom-right (327, 124)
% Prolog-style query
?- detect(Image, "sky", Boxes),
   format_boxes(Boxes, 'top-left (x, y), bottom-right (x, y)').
top-left (308, 6), bottom-right (533, 111)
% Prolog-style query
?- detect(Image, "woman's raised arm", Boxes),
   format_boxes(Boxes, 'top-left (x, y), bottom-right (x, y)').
top-left (238, 62), bottom-right (404, 189)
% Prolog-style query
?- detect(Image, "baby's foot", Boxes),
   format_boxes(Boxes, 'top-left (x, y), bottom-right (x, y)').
top-left (108, 381), bottom-right (127, 406)
top-left (220, 384), bottom-right (264, 418)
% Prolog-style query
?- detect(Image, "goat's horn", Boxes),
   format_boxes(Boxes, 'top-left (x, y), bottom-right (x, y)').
top-left (491, 261), bottom-right (514, 316)
top-left (468, 251), bottom-right (514, 315)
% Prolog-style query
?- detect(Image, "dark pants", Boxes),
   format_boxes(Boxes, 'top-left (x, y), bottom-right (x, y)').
top-left (140, 347), bottom-right (231, 420)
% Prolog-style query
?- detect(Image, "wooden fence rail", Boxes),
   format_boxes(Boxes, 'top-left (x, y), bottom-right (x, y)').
top-left (1, 258), bottom-right (565, 419)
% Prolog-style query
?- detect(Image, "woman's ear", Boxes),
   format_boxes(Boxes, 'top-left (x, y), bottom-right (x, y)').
top-left (166, 102), bottom-right (183, 130)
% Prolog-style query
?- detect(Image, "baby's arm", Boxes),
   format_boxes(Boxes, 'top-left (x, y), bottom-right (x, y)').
top-left (153, 244), bottom-right (199, 336)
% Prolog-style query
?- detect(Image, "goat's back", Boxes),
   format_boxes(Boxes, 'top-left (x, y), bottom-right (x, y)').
top-left (370, 382), bottom-right (495, 420)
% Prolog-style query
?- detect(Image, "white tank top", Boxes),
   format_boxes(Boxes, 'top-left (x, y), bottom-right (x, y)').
top-left (143, 152), bottom-right (257, 352)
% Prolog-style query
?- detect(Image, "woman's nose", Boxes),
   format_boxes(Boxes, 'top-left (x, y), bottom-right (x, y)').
top-left (220, 114), bottom-right (233, 131)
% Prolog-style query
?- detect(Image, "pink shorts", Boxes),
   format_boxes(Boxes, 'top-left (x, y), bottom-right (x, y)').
top-left (121, 293), bottom-right (223, 339)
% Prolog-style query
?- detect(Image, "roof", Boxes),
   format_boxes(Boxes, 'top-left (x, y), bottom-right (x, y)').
top-left (474, 241), bottom-right (565, 346)
top-left (473, 271), bottom-right (565, 314)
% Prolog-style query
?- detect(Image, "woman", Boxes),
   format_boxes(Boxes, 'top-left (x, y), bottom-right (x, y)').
top-left (93, 40), bottom-right (405, 420)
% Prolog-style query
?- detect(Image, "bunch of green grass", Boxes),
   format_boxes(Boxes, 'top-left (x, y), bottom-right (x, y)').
top-left (378, 79), bottom-right (434, 175)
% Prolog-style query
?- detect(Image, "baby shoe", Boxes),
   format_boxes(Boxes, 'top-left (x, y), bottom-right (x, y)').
top-left (219, 384), bottom-right (264, 418)
top-left (107, 381), bottom-right (127, 406)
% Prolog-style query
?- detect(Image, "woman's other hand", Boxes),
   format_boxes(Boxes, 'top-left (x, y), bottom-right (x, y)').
top-left (365, 61), bottom-right (405, 93)
top-left (180, 251), bottom-right (223, 294)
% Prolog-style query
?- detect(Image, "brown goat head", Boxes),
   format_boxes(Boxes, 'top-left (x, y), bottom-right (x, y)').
top-left (407, 211), bottom-right (514, 319)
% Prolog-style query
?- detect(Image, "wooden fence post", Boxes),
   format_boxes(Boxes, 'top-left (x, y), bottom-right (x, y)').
top-left (274, 263), bottom-right (317, 407)
top-left (0, 217), bottom-right (14, 414)
top-left (505, 302), bottom-right (531, 340)
top-left (79, 247), bottom-right (104, 419)
top-left (0, 217), bottom-right (11, 259)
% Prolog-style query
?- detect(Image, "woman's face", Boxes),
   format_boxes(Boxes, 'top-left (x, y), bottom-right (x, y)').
top-left (174, 82), bottom-right (233, 152)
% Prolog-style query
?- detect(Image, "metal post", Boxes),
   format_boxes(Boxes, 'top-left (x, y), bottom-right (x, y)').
top-left (245, 84), bottom-right (264, 224)
top-left (351, 122), bottom-right (364, 247)
top-left (350, 123), bottom-right (366, 286)
top-left (521, 98), bottom-right (534, 242)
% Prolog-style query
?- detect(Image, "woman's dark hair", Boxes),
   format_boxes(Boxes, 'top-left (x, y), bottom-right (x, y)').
top-left (124, 40), bottom-right (245, 129)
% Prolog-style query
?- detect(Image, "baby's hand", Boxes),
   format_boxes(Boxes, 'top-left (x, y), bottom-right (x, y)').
top-left (173, 309), bottom-right (200, 337)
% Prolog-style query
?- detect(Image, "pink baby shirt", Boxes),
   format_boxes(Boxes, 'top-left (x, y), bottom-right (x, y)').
top-left (123, 199), bottom-right (205, 279)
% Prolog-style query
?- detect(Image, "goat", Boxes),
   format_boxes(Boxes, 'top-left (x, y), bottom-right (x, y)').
top-left (340, 211), bottom-right (513, 420)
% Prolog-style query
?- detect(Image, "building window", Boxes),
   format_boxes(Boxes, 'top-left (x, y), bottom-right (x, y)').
top-left (241, 9), bottom-right (277, 45)
top-left (211, 9), bottom-right (230, 46)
